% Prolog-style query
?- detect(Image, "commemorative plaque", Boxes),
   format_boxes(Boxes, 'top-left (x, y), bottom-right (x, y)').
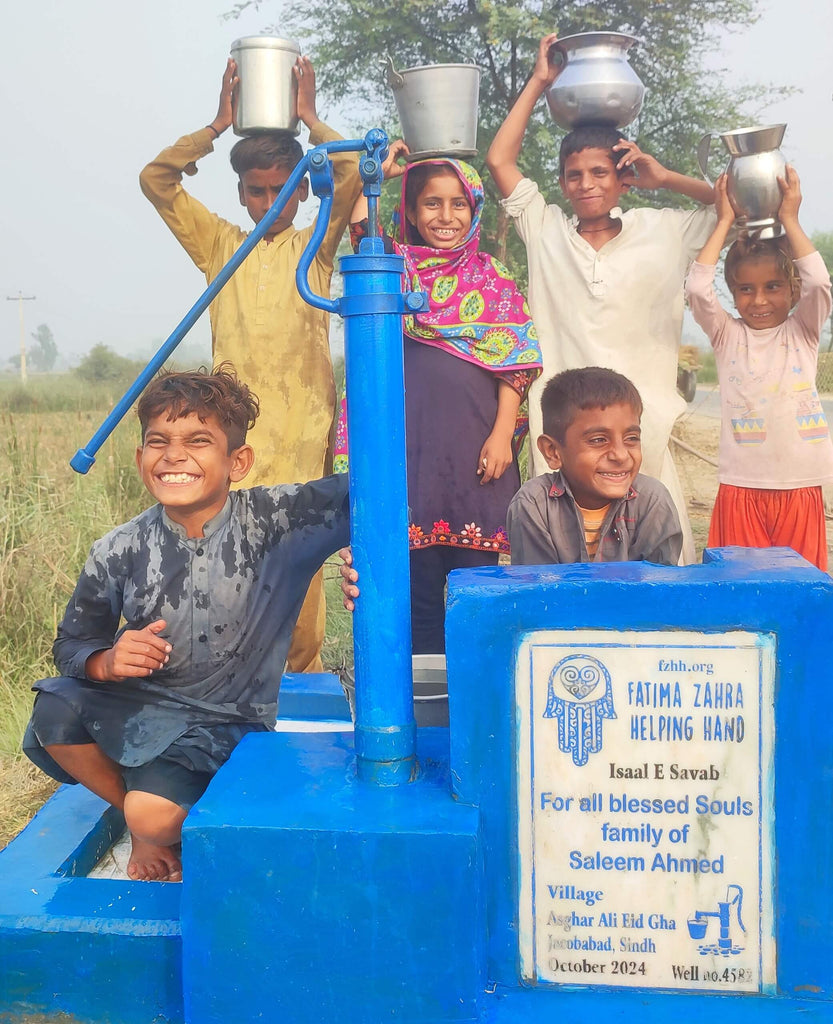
top-left (517, 629), bottom-right (775, 993)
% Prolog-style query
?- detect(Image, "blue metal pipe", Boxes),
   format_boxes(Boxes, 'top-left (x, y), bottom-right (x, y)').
top-left (70, 127), bottom-right (421, 786)
top-left (340, 239), bottom-right (418, 784)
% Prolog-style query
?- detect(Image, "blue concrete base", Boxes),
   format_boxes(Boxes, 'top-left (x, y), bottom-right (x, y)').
top-left (0, 672), bottom-right (350, 1024)
top-left (481, 985), bottom-right (833, 1021)
top-left (181, 729), bottom-right (484, 1024)
top-left (0, 785), bottom-right (182, 1024)
top-left (4, 567), bottom-right (833, 1022)
top-left (279, 671), bottom-right (352, 721)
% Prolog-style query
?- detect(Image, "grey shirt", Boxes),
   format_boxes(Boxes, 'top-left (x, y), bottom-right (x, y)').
top-left (507, 471), bottom-right (682, 567)
top-left (27, 476), bottom-right (349, 771)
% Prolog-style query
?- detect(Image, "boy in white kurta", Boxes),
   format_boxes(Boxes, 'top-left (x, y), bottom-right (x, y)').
top-left (486, 34), bottom-right (716, 562)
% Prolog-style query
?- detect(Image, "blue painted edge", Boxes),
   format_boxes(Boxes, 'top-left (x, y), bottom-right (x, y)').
top-left (279, 671), bottom-right (352, 721)
top-left (481, 982), bottom-right (833, 1020)
top-left (0, 783), bottom-right (180, 929)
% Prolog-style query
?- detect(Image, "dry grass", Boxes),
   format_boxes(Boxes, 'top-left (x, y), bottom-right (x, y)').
top-left (0, 398), bottom-right (149, 851)
top-left (0, 759), bottom-right (58, 849)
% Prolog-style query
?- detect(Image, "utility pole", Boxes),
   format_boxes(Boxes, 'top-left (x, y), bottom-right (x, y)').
top-left (6, 292), bottom-right (36, 384)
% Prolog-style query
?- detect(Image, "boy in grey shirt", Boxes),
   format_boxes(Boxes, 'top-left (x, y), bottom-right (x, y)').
top-left (507, 368), bottom-right (682, 566)
top-left (24, 366), bottom-right (349, 882)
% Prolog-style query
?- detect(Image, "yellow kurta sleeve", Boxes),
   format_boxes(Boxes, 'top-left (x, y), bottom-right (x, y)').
top-left (139, 129), bottom-right (232, 274)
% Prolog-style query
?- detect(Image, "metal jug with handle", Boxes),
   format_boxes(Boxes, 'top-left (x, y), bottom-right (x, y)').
top-left (383, 56), bottom-right (481, 160)
top-left (545, 31), bottom-right (644, 130)
top-left (697, 124), bottom-right (787, 238)
top-left (231, 35), bottom-right (301, 136)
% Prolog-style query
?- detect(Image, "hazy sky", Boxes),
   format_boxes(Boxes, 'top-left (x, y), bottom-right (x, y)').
top-left (2, 0), bottom-right (831, 365)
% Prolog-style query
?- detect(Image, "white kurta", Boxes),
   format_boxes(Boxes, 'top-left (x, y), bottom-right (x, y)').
top-left (502, 178), bottom-right (717, 562)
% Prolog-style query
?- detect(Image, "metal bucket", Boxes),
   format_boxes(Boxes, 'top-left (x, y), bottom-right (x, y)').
top-left (383, 57), bottom-right (481, 160)
top-left (341, 654), bottom-right (449, 728)
top-left (231, 35), bottom-right (301, 136)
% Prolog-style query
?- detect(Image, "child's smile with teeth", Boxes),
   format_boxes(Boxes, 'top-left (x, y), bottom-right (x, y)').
top-left (136, 411), bottom-right (253, 536)
top-left (539, 402), bottom-right (643, 510)
top-left (406, 170), bottom-right (473, 250)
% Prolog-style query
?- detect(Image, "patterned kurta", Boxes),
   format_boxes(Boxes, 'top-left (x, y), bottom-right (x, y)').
top-left (23, 478), bottom-right (349, 778)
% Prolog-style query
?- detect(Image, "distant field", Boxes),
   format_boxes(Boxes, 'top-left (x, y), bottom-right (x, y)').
top-left (0, 372), bottom-right (138, 414)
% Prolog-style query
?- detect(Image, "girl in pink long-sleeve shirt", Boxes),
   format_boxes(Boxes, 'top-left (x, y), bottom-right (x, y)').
top-left (685, 167), bottom-right (833, 570)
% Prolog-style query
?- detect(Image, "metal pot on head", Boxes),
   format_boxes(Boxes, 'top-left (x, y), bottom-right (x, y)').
top-left (545, 31), bottom-right (645, 130)
top-left (383, 56), bottom-right (481, 160)
top-left (231, 35), bottom-right (301, 136)
top-left (697, 124), bottom-right (787, 238)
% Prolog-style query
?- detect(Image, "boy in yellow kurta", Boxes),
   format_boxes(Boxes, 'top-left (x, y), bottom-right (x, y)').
top-left (140, 56), bottom-right (362, 673)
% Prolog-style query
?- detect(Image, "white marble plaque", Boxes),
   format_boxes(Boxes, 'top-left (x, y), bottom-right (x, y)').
top-left (517, 630), bottom-right (775, 993)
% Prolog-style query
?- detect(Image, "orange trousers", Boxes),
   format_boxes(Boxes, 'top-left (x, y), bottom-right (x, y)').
top-left (708, 483), bottom-right (828, 571)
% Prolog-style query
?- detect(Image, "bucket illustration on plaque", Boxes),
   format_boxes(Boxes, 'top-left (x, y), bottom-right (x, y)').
top-left (687, 884), bottom-right (746, 955)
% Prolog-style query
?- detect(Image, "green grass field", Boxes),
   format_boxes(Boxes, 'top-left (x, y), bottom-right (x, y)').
top-left (0, 374), bottom-right (353, 848)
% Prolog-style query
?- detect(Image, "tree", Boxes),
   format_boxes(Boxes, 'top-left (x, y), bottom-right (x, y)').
top-left (28, 324), bottom-right (58, 373)
top-left (228, 0), bottom-right (786, 275)
top-left (812, 231), bottom-right (833, 276)
top-left (811, 232), bottom-right (833, 355)
top-left (74, 344), bottom-right (144, 384)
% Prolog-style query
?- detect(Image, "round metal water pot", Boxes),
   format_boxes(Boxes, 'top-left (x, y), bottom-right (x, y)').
top-left (231, 35), bottom-right (301, 136)
top-left (546, 31), bottom-right (644, 130)
top-left (383, 57), bottom-right (481, 159)
top-left (697, 124), bottom-right (787, 238)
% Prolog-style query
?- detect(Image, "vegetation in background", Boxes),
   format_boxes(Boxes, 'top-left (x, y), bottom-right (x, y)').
top-left (228, 0), bottom-right (786, 277)
top-left (28, 324), bottom-right (59, 374)
top-left (74, 343), bottom-right (147, 385)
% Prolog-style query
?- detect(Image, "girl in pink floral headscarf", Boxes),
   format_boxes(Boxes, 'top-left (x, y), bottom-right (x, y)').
top-left (342, 141), bottom-right (541, 653)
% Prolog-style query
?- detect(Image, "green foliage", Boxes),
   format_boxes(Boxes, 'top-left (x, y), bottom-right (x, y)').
top-left (812, 231), bottom-right (833, 275)
top-left (28, 324), bottom-right (58, 374)
top-left (74, 344), bottom-right (145, 385)
top-left (230, 0), bottom-right (787, 276)
top-left (696, 349), bottom-right (718, 385)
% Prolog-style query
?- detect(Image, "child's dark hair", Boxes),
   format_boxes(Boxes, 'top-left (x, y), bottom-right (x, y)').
top-left (402, 162), bottom-right (471, 245)
top-left (404, 162), bottom-right (462, 211)
top-left (137, 363), bottom-right (260, 452)
top-left (541, 367), bottom-right (643, 441)
top-left (230, 132), bottom-right (304, 176)
top-left (724, 234), bottom-right (799, 295)
top-left (559, 125), bottom-right (626, 176)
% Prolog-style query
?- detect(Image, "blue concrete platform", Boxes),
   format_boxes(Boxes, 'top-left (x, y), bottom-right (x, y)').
top-left (3, 557), bottom-right (833, 1022)
top-left (0, 672), bottom-right (352, 1024)
top-left (0, 785), bottom-right (182, 1023)
top-left (181, 728), bottom-right (483, 1024)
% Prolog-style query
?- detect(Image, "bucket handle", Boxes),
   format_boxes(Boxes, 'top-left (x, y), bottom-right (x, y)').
top-left (697, 132), bottom-right (719, 186)
top-left (382, 55), bottom-right (405, 90)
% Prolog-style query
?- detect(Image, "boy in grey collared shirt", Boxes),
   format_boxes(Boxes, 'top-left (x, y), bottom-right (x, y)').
top-left (23, 366), bottom-right (349, 882)
top-left (507, 368), bottom-right (682, 566)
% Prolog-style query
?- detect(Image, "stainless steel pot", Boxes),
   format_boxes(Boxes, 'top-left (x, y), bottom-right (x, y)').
top-left (383, 56), bottom-right (481, 160)
top-left (231, 35), bottom-right (301, 136)
top-left (697, 124), bottom-right (787, 238)
top-left (546, 31), bottom-right (644, 130)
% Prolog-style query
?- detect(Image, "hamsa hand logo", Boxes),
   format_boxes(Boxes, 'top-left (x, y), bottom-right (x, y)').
top-left (544, 654), bottom-right (616, 766)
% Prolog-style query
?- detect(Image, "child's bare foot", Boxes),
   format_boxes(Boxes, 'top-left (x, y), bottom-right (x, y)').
top-left (127, 834), bottom-right (182, 882)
